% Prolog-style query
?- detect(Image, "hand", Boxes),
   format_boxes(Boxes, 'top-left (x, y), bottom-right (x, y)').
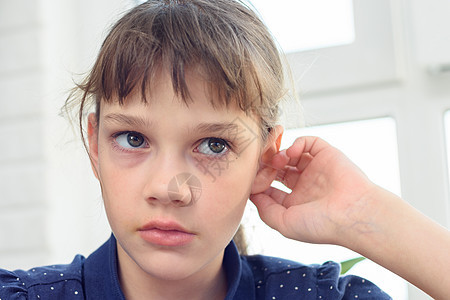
top-left (250, 136), bottom-right (379, 247)
top-left (251, 136), bottom-right (450, 299)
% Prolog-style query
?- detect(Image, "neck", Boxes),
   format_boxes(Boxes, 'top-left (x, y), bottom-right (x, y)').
top-left (117, 244), bottom-right (228, 300)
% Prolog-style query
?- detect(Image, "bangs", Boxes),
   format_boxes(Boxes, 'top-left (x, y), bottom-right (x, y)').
top-left (83, 0), bottom-right (283, 113)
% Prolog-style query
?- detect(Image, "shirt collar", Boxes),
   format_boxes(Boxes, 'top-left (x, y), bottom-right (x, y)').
top-left (223, 239), bottom-right (255, 299)
top-left (83, 234), bottom-right (255, 299)
top-left (83, 234), bottom-right (125, 299)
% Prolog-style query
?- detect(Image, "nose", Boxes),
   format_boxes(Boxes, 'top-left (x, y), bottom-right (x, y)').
top-left (167, 172), bottom-right (202, 206)
top-left (143, 157), bottom-right (202, 207)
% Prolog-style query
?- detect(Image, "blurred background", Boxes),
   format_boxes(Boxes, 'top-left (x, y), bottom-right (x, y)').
top-left (1, 0), bottom-right (449, 299)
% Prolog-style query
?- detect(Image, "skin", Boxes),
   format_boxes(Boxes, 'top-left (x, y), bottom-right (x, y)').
top-left (87, 70), bottom-right (282, 300)
top-left (251, 137), bottom-right (450, 300)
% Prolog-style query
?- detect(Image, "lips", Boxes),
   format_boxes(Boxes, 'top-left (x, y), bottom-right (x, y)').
top-left (138, 220), bottom-right (195, 247)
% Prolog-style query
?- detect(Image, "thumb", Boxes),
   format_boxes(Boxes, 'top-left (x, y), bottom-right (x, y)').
top-left (251, 164), bottom-right (278, 195)
top-left (251, 149), bottom-right (289, 194)
top-left (249, 190), bottom-right (287, 235)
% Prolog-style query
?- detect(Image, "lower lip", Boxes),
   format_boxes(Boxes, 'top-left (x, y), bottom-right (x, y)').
top-left (139, 229), bottom-right (195, 247)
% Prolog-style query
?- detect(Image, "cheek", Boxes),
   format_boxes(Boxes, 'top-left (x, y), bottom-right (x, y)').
top-left (198, 153), bottom-right (259, 223)
top-left (97, 138), bottom-right (145, 183)
top-left (98, 165), bottom-right (144, 234)
top-left (96, 148), bottom-right (145, 217)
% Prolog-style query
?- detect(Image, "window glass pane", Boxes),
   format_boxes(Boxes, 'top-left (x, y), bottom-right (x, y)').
top-left (243, 117), bottom-right (408, 299)
top-left (246, 0), bottom-right (355, 53)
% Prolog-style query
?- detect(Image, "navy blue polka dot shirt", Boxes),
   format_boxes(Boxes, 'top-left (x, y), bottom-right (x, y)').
top-left (0, 235), bottom-right (391, 299)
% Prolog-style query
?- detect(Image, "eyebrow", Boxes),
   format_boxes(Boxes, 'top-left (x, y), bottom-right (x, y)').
top-left (103, 113), bottom-right (242, 136)
top-left (192, 122), bottom-right (240, 136)
top-left (103, 113), bottom-right (152, 128)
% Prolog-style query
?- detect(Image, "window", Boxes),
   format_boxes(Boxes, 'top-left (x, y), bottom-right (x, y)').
top-left (246, 0), bottom-right (355, 53)
top-left (284, 0), bottom-right (399, 94)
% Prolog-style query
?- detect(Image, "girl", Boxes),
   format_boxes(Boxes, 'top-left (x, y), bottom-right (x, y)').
top-left (1, 0), bottom-right (449, 299)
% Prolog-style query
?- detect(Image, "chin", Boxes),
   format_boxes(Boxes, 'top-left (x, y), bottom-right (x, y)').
top-left (137, 256), bottom-right (204, 281)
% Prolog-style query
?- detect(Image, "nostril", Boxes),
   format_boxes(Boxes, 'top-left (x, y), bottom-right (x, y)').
top-left (167, 172), bottom-right (202, 206)
top-left (172, 199), bottom-right (186, 207)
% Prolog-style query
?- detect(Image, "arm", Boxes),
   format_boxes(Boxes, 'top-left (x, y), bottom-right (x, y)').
top-left (250, 136), bottom-right (450, 300)
top-left (353, 187), bottom-right (450, 300)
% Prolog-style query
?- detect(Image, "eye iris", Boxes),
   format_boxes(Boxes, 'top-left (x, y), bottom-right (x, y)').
top-left (208, 138), bottom-right (225, 153)
top-left (127, 133), bottom-right (144, 147)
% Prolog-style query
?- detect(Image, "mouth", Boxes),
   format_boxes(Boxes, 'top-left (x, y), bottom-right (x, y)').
top-left (138, 220), bottom-right (195, 247)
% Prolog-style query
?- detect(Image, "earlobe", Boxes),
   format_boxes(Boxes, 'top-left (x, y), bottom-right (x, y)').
top-left (87, 113), bottom-right (100, 180)
top-left (251, 125), bottom-right (284, 195)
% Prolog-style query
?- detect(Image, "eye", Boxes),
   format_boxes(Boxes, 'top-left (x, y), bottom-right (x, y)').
top-left (197, 138), bottom-right (229, 156)
top-left (114, 131), bottom-right (147, 149)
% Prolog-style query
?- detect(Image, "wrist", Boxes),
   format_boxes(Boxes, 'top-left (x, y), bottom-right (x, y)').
top-left (336, 185), bottom-right (400, 255)
top-left (338, 186), bottom-right (450, 299)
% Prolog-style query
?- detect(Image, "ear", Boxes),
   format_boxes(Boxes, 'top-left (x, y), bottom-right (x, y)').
top-left (251, 125), bottom-right (283, 194)
top-left (87, 113), bottom-right (100, 180)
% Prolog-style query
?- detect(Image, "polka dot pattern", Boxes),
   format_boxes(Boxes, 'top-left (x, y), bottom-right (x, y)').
top-left (0, 256), bottom-right (85, 299)
top-left (0, 235), bottom-right (391, 299)
top-left (246, 255), bottom-right (391, 299)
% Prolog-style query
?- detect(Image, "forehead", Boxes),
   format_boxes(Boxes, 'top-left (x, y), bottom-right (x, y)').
top-left (98, 70), bottom-right (259, 130)
top-left (100, 65), bottom-right (238, 110)
top-left (100, 68), bottom-right (229, 113)
top-left (97, 51), bottom-right (264, 120)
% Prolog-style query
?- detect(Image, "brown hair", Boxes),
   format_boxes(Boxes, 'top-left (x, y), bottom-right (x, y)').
top-left (64, 0), bottom-right (288, 254)
top-left (65, 0), bottom-right (286, 142)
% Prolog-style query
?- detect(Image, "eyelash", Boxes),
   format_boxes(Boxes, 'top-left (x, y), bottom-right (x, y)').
top-left (194, 137), bottom-right (232, 157)
top-left (110, 131), bottom-right (233, 157)
top-left (111, 131), bottom-right (149, 152)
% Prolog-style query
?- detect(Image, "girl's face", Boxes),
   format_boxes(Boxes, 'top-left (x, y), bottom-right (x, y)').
top-left (88, 70), bottom-right (278, 285)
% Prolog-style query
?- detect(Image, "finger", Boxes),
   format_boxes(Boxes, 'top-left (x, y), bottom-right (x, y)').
top-left (270, 177), bottom-right (315, 207)
top-left (254, 150), bottom-right (290, 195)
top-left (254, 183), bottom-right (314, 209)
top-left (260, 149), bottom-right (290, 171)
top-left (275, 154), bottom-right (315, 189)
top-left (294, 152), bottom-right (314, 174)
top-left (251, 163), bottom-right (278, 195)
top-left (286, 136), bottom-right (331, 164)
top-left (251, 186), bottom-right (289, 206)
top-left (265, 186), bottom-right (290, 205)
top-left (280, 137), bottom-right (332, 174)
top-left (249, 192), bottom-right (288, 232)
top-left (275, 166), bottom-right (300, 190)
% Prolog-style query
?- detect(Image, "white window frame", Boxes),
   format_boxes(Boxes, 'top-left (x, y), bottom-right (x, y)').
top-left (286, 0), bottom-right (399, 95)
top-left (280, 1), bottom-right (450, 299)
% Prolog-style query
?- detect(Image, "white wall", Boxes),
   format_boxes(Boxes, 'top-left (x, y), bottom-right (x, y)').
top-left (0, 0), bottom-right (133, 269)
top-left (0, 0), bottom-right (48, 269)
